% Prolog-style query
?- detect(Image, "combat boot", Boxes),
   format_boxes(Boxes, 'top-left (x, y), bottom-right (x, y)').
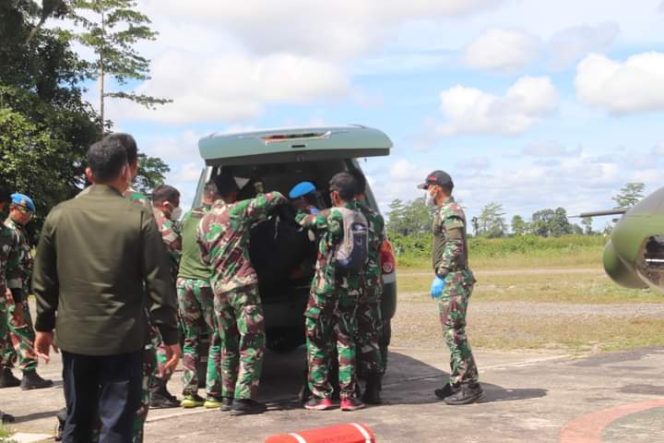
top-left (150, 380), bottom-right (179, 408)
top-left (444, 383), bottom-right (484, 405)
top-left (434, 382), bottom-right (460, 400)
top-left (230, 399), bottom-right (267, 416)
top-left (361, 372), bottom-right (382, 405)
top-left (20, 370), bottom-right (53, 390)
top-left (0, 367), bottom-right (20, 388)
top-left (219, 397), bottom-right (234, 412)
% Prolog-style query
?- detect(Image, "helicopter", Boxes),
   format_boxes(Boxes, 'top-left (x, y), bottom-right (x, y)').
top-left (576, 186), bottom-right (664, 294)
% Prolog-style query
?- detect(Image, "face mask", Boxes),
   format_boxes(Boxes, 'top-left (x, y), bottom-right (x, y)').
top-left (425, 190), bottom-right (436, 207)
top-left (171, 206), bottom-right (183, 221)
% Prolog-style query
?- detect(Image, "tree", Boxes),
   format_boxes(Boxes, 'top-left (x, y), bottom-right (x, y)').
top-left (613, 182), bottom-right (645, 209)
top-left (511, 215), bottom-right (528, 236)
top-left (71, 0), bottom-right (171, 133)
top-left (386, 198), bottom-right (433, 237)
top-left (134, 154), bottom-right (169, 194)
top-left (531, 209), bottom-right (555, 237)
top-left (581, 217), bottom-right (593, 235)
top-left (550, 207), bottom-right (573, 237)
top-left (1, 1), bottom-right (170, 232)
top-left (477, 202), bottom-right (506, 238)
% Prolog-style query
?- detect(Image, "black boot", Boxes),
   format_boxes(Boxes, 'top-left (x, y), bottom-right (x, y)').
top-left (149, 379), bottom-right (179, 408)
top-left (361, 372), bottom-right (382, 405)
top-left (434, 382), bottom-right (460, 400)
top-left (444, 383), bottom-right (484, 405)
top-left (0, 367), bottom-right (20, 388)
top-left (230, 399), bottom-right (267, 416)
top-left (20, 370), bottom-right (54, 390)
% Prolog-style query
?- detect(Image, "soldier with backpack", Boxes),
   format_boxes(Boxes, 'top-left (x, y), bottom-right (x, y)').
top-left (296, 172), bottom-right (368, 412)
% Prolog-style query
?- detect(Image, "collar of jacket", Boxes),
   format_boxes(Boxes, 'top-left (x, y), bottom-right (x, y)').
top-left (86, 184), bottom-right (124, 197)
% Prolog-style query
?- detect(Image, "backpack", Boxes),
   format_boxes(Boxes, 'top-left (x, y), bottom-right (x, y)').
top-left (334, 207), bottom-right (369, 273)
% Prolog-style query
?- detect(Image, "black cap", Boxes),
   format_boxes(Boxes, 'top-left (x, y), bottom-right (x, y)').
top-left (417, 170), bottom-right (454, 190)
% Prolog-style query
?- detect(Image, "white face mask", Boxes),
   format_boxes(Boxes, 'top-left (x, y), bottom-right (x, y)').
top-left (425, 190), bottom-right (436, 207)
top-left (171, 206), bottom-right (183, 221)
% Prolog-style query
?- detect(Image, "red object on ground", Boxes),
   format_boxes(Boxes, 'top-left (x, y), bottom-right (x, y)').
top-left (265, 423), bottom-right (376, 443)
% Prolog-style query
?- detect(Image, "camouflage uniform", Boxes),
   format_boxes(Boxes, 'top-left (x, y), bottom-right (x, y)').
top-left (152, 207), bottom-right (182, 386)
top-left (123, 187), bottom-right (156, 443)
top-left (177, 205), bottom-right (221, 398)
top-left (297, 201), bottom-right (363, 400)
top-left (432, 196), bottom-right (478, 386)
top-left (0, 225), bottom-right (21, 374)
top-left (355, 202), bottom-right (385, 376)
top-left (1, 218), bottom-right (37, 372)
top-left (197, 192), bottom-right (287, 400)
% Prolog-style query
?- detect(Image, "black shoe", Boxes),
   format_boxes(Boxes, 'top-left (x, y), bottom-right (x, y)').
top-left (0, 368), bottom-right (20, 388)
top-left (444, 383), bottom-right (484, 405)
top-left (150, 391), bottom-right (180, 408)
top-left (361, 374), bottom-right (382, 405)
top-left (230, 399), bottom-right (267, 416)
top-left (20, 370), bottom-right (54, 390)
top-left (434, 382), bottom-right (460, 400)
top-left (219, 397), bottom-right (234, 412)
top-left (0, 410), bottom-right (15, 424)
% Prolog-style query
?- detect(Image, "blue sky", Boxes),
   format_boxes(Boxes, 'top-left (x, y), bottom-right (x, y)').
top-left (94, 0), bottom-right (664, 229)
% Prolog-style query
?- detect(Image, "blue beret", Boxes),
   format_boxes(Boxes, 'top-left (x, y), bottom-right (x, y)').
top-left (289, 181), bottom-right (316, 199)
top-left (11, 193), bottom-right (35, 213)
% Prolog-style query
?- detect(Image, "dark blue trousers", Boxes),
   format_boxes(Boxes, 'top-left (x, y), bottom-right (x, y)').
top-left (61, 350), bottom-right (142, 443)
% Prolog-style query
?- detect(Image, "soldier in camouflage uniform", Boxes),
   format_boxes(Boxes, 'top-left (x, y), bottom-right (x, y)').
top-left (150, 184), bottom-right (183, 409)
top-left (350, 173), bottom-right (386, 404)
top-left (197, 173), bottom-right (287, 416)
top-left (0, 194), bottom-right (53, 390)
top-left (298, 172), bottom-right (365, 412)
top-left (0, 185), bottom-right (16, 423)
top-left (105, 132), bottom-right (181, 441)
top-left (177, 180), bottom-right (223, 409)
top-left (418, 170), bottom-right (483, 405)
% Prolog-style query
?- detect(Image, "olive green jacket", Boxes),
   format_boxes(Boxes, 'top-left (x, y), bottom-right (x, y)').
top-left (32, 185), bottom-right (179, 356)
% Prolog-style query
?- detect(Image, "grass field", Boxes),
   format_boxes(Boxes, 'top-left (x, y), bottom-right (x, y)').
top-left (391, 235), bottom-right (664, 354)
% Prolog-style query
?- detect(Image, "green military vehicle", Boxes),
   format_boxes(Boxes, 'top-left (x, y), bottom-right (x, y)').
top-left (193, 125), bottom-right (397, 359)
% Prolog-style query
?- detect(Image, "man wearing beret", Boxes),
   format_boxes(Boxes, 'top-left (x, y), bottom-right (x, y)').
top-left (418, 170), bottom-right (483, 405)
top-left (0, 193), bottom-right (53, 390)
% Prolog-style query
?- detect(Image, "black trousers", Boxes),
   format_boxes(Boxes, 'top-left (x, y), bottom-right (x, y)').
top-left (61, 350), bottom-right (142, 443)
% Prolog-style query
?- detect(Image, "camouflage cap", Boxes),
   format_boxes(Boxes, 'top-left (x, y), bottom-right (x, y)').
top-left (417, 170), bottom-right (453, 190)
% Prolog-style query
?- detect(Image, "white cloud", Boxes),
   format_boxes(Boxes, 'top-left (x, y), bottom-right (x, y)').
top-left (522, 141), bottom-right (582, 157)
top-left (456, 156), bottom-right (491, 169)
top-left (108, 52), bottom-right (350, 124)
top-left (144, 0), bottom-right (502, 59)
top-left (548, 22), bottom-right (619, 69)
top-left (575, 52), bottom-right (664, 114)
top-left (463, 28), bottom-right (540, 72)
top-left (659, 0), bottom-right (664, 13)
top-left (652, 142), bottom-right (664, 155)
top-left (438, 76), bottom-right (558, 135)
top-left (389, 158), bottom-right (420, 180)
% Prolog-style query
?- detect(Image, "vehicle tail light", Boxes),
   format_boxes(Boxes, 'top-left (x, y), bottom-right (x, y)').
top-left (380, 240), bottom-right (396, 274)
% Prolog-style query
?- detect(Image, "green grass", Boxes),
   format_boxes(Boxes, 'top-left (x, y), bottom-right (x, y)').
top-left (396, 272), bottom-right (661, 304)
top-left (394, 234), bottom-right (607, 270)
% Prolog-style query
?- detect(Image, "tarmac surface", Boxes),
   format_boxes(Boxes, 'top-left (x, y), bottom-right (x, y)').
top-left (2, 345), bottom-right (664, 442)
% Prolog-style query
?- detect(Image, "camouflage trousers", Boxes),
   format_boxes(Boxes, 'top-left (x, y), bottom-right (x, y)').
top-left (438, 270), bottom-right (479, 386)
top-left (305, 293), bottom-right (359, 400)
top-left (0, 289), bottom-right (37, 371)
top-left (213, 284), bottom-right (265, 400)
top-left (356, 298), bottom-right (383, 377)
top-left (177, 278), bottom-right (221, 397)
top-left (131, 346), bottom-right (155, 443)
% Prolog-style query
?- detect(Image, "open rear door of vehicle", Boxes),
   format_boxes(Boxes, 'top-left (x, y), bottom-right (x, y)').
top-left (198, 125), bottom-right (392, 166)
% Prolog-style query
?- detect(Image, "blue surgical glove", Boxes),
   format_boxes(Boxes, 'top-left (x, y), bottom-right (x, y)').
top-left (430, 276), bottom-right (446, 299)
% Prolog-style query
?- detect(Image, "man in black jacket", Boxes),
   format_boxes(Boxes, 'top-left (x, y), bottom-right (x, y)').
top-left (32, 139), bottom-right (180, 443)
